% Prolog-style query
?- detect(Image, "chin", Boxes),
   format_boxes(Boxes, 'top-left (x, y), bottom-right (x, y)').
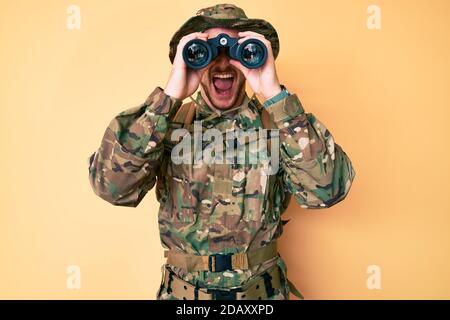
top-left (209, 90), bottom-right (238, 110)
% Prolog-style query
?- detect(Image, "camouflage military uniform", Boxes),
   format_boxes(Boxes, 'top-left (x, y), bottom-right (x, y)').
top-left (88, 86), bottom-right (355, 299)
top-left (87, 4), bottom-right (356, 300)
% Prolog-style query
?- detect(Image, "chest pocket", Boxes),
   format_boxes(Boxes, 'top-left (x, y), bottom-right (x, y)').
top-left (168, 170), bottom-right (197, 223)
top-left (158, 101), bottom-right (198, 223)
top-left (227, 130), bottom-right (272, 224)
top-left (238, 126), bottom-right (284, 224)
top-left (161, 136), bottom-right (198, 224)
top-left (239, 166), bottom-right (267, 223)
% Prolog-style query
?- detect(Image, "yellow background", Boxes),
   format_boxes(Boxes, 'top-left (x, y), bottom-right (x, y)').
top-left (1, 0), bottom-right (449, 299)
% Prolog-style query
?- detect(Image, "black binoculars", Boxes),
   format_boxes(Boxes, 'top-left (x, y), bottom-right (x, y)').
top-left (182, 33), bottom-right (268, 69)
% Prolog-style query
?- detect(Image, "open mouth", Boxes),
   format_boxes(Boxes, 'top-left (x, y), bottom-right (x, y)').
top-left (212, 73), bottom-right (235, 97)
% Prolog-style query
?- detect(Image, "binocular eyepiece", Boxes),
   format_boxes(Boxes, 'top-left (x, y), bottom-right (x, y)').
top-left (182, 33), bottom-right (268, 69)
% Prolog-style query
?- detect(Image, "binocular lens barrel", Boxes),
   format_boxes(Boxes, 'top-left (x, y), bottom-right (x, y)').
top-left (239, 42), bottom-right (266, 68)
top-left (182, 34), bottom-right (267, 69)
top-left (183, 42), bottom-right (211, 68)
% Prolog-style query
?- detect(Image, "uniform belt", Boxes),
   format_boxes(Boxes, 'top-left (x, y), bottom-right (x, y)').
top-left (161, 263), bottom-right (281, 300)
top-left (164, 241), bottom-right (278, 272)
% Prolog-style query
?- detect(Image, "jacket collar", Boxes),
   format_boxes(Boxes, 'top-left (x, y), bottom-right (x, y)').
top-left (191, 91), bottom-right (253, 122)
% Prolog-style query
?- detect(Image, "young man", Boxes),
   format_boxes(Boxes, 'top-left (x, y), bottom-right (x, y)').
top-left (88, 3), bottom-right (356, 300)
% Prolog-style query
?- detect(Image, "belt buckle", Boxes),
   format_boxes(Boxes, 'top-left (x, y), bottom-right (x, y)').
top-left (209, 288), bottom-right (239, 300)
top-left (208, 253), bottom-right (233, 272)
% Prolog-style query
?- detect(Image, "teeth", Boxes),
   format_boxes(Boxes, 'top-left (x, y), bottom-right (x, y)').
top-left (213, 73), bottom-right (234, 79)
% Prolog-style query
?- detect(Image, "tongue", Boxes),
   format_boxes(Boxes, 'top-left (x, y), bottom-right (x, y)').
top-left (213, 78), bottom-right (233, 90)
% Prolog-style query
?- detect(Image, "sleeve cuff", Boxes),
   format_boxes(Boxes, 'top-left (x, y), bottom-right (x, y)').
top-left (264, 93), bottom-right (305, 124)
top-left (262, 88), bottom-right (289, 108)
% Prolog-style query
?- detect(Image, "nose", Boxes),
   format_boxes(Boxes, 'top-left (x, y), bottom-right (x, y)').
top-left (214, 48), bottom-right (231, 67)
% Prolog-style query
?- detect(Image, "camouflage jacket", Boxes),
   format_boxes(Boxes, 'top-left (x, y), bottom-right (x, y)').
top-left (87, 86), bottom-right (356, 293)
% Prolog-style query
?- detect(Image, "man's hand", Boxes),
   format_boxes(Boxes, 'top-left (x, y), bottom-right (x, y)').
top-left (164, 32), bottom-right (209, 100)
top-left (229, 31), bottom-right (282, 101)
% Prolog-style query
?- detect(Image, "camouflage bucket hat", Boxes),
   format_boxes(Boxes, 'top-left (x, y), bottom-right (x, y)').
top-left (168, 3), bottom-right (280, 64)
